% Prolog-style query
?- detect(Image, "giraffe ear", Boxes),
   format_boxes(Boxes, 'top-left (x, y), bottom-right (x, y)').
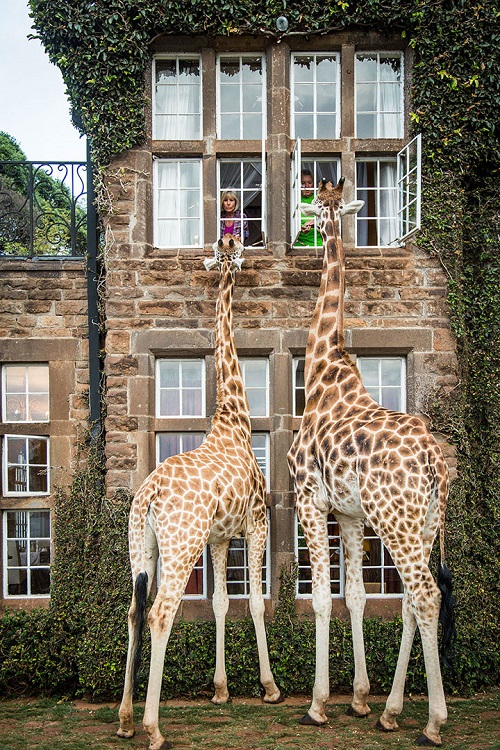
top-left (340, 199), bottom-right (364, 216)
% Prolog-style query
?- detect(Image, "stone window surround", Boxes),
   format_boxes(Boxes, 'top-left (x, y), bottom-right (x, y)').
top-left (148, 33), bottom-right (411, 256)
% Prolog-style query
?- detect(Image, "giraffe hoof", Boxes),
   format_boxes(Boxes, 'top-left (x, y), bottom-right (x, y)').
top-left (376, 718), bottom-right (396, 733)
top-left (264, 690), bottom-right (285, 705)
top-left (116, 728), bottom-right (135, 739)
top-left (299, 712), bottom-right (326, 726)
top-left (346, 705), bottom-right (370, 718)
top-left (417, 733), bottom-right (442, 747)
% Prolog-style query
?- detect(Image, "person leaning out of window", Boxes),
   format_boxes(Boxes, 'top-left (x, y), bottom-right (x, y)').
top-left (220, 191), bottom-right (249, 243)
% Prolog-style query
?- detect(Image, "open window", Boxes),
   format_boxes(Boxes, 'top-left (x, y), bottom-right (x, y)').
top-left (397, 134), bottom-right (422, 243)
top-left (291, 140), bottom-right (340, 247)
top-left (218, 159), bottom-right (265, 247)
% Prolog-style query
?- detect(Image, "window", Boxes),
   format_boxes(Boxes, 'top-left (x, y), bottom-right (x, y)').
top-left (218, 159), bottom-right (265, 247)
top-left (3, 435), bottom-right (49, 495)
top-left (153, 56), bottom-right (201, 140)
top-left (2, 364), bottom-right (49, 423)
top-left (296, 514), bottom-right (342, 596)
top-left (291, 152), bottom-right (340, 247)
top-left (227, 512), bottom-right (270, 598)
top-left (217, 55), bottom-right (265, 140)
top-left (156, 359), bottom-right (205, 417)
top-left (157, 433), bottom-right (205, 463)
top-left (251, 433), bottom-right (269, 490)
top-left (296, 514), bottom-right (403, 597)
top-left (356, 158), bottom-right (398, 247)
top-left (357, 357), bottom-right (406, 411)
top-left (293, 357), bottom-right (305, 417)
top-left (241, 358), bottom-right (268, 416)
top-left (291, 53), bottom-right (340, 139)
top-left (155, 159), bottom-right (202, 248)
top-left (3, 510), bottom-right (51, 597)
top-left (355, 53), bottom-right (403, 139)
top-left (398, 134), bottom-right (422, 242)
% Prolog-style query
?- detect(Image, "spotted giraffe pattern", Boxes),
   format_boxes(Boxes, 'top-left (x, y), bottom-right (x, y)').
top-left (117, 236), bottom-right (281, 750)
top-left (288, 179), bottom-right (451, 746)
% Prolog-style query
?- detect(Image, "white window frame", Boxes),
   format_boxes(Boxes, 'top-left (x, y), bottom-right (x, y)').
top-left (354, 51), bottom-right (404, 139)
top-left (292, 357), bottom-right (306, 417)
top-left (240, 357), bottom-right (269, 417)
top-left (156, 358), bottom-right (206, 418)
top-left (355, 157), bottom-right (398, 248)
top-left (357, 356), bottom-right (407, 412)
top-left (2, 364), bottom-right (49, 423)
top-left (3, 435), bottom-right (50, 496)
top-left (3, 509), bottom-right (51, 598)
top-left (291, 52), bottom-right (341, 140)
top-left (216, 53), bottom-right (266, 140)
top-left (154, 158), bottom-right (203, 249)
top-left (227, 509), bottom-right (271, 599)
top-left (152, 55), bottom-right (202, 141)
top-left (217, 157), bottom-right (266, 248)
top-left (397, 134), bottom-right (422, 243)
top-left (251, 432), bottom-right (270, 491)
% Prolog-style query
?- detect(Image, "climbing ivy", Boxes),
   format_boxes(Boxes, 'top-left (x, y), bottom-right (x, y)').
top-left (1, 0), bottom-right (494, 697)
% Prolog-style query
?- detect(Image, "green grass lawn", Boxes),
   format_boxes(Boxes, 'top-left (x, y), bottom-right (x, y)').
top-left (0, 692), bottom-right (498, 750)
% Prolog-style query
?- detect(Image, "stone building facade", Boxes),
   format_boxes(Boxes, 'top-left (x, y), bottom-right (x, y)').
top-left (0, 29), bottom-right (457, 617)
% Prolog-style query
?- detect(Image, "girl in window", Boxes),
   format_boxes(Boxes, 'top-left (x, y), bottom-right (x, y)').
top-left (220, 191), bottom-right (249, 242)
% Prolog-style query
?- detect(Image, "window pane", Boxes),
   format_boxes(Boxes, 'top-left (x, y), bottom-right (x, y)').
top-left (381, 388), bottom-right (401, 411)
top-left (181, 360), bottom-right (202, 387)
top-left (182, 389), bottom-right (202, 416)
top-left (242, 115), bottom-right (262, 139)
top-left (380, 55), bottom-right (401, 82)
top-left (381, 358), bottom-right (402, 386)
top-left (220, 58), bottom-right (240, 82)
top-left (220, 114), bottom-right (240, 139)
top-left (358, 359), bottom-right (379, 386)
top-left (159, 361), bottom-right (179, 388)
top-left (356, 54), bottom-right (378, 81)
top-left (160, 390), bottom-right (180, 416)
top-left (316, 56), bottom-right (337, 82)
top-left (316, 115), bottom-right (337, 139)
top-left (293, 57), bottom-right (314, 82)
top-left (357, 84), bottom-right (377, 112)
top-left (29, 437), bottom-right (47, 464)
top-left (294, 84), bottom-right (314, 112)
top-left (356, 113), bottom-right (376, 139)
top-left (31, 569), bottom-right (50, 595)
top-left (6, 366), bottom-right (26, 391)
top-left (242, 84), bottom-right (262, 112)
top-left (29, 465), bottom-right (48, 493)
top-left (242, 58), bottom-right (262, 82)
top-left (243, 359), bottom-right (266, 387)
top-left (156, 59), bottom-right (177, 82)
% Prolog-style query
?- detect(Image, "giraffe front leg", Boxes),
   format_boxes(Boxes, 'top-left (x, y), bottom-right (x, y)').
top-left (246, 523), bottom-right (282, 704)
top-left (299, 507), bottom-right (331, 726)
top-left (210, 540), bottom-right (231, 704)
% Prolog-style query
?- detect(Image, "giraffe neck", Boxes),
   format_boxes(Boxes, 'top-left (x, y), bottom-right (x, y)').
top-left (304, 207), bottom-right (345, 397)
top-left (213, 261), bottom-right (252, 435)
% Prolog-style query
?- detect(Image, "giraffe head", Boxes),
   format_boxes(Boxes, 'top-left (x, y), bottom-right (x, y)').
top-left (203, 235), bottom-right (244, 272)
top-left (301, 177), bottom-right (364, 219)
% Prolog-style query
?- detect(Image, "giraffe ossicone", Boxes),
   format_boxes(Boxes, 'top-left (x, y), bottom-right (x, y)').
top-left (288, 178), bottom-right (455, 747)
top-left (117, 234), bottom-right (281, 750)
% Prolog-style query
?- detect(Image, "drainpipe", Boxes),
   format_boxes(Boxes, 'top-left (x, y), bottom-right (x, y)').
top-left (85, 140), bottom-right (102, 440)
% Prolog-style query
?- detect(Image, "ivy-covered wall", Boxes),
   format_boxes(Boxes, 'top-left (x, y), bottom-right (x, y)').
top-left (1, 0), bottom-right (497, 699)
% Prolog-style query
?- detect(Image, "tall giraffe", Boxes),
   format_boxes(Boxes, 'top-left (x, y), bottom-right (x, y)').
top-left (117, 235), bottom-right (281, 750)
top-left (288, 179), bottom-right (455, 746)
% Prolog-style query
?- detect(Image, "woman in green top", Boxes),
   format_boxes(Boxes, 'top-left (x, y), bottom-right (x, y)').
top-left (295, 169), bottom-right (318, 246)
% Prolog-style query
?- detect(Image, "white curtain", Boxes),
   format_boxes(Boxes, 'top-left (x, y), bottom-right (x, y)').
top-left (379, 162), bottom-right (398, 246)
top-left (156, 161), bottom-right (201, 247)
top-left (379, 56), bottom-right (402, 138)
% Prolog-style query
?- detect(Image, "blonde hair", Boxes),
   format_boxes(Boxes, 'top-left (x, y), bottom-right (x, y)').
top-left (220, 191), bottom-right (240, 213)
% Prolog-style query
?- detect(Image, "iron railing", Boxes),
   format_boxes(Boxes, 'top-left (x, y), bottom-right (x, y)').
top-left (0, 160), bottom-right (87, 258)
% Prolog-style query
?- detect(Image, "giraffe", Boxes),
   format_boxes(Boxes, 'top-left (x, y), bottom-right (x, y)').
top-left (117, 235), bottom-right (282, 750)
top-left (287, 178), bottom-right (455, 746)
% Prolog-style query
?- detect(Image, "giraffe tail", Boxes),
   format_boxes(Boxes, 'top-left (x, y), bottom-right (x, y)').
top-left (132, 570), bottom-right (148, 690)
top-left (434, 453), bottom-right (456, 668)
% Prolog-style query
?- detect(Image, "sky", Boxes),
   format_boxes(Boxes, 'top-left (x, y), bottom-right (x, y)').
top-left (0, 0), bottom-right (87, 162)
